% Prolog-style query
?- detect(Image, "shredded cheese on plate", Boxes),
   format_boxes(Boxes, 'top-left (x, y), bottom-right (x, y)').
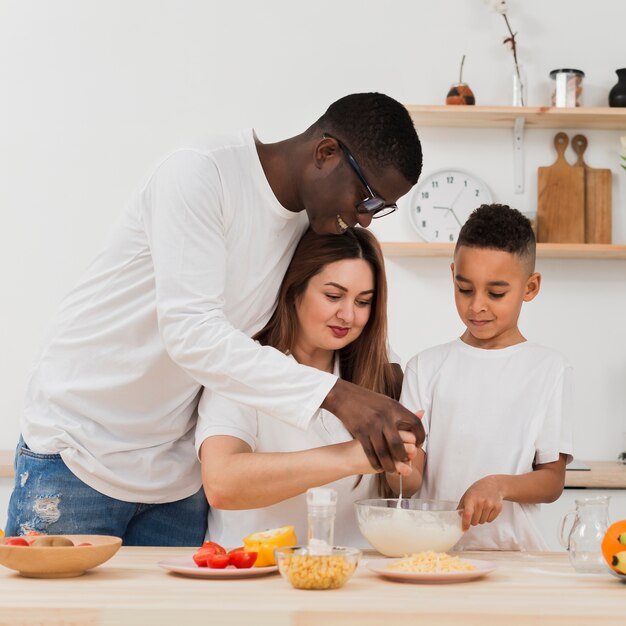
top-left (386, 551), bottom-right (477, 573)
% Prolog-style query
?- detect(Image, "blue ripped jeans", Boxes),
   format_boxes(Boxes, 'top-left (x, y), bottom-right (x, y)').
top-left (4, 436), bottom-right (208, 546)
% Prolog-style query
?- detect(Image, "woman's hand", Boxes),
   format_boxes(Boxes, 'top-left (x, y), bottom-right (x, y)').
top-left (457, 476), bottom-right (504, 531)
top-left (346, 430), bottom-right (418, 476)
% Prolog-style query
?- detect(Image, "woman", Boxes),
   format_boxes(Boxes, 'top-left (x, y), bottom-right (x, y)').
top-left (196, 227), bottom-right (424, 548)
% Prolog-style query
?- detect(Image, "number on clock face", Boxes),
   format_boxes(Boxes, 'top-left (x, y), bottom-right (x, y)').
top-left (408, 170), bottom-right (492, 243)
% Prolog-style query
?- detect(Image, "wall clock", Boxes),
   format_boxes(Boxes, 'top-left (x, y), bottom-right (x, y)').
top-left (407, 169), bottom-right (493, 243)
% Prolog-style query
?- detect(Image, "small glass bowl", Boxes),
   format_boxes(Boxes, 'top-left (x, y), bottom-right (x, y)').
top-left (274, 546), bottom-right (361, 590)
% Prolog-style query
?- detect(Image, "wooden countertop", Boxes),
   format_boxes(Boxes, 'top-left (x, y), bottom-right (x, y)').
top-left (0, 548), bottom-right (624, 625)
top-left (564, 461), bottom-right (626, 489)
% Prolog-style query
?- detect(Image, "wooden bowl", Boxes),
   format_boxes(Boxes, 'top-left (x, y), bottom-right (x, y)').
top-left (0, 535), bottom-right (122, 578)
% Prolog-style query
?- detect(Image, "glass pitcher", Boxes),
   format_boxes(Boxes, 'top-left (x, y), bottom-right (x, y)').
top-left (558, 495), bottom-right (610, 572)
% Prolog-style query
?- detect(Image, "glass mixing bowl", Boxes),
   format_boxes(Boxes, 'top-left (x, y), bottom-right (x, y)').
top-left (354, 498), bottom-right (464, 557)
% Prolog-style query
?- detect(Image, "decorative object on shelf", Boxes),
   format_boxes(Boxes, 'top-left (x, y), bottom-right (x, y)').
top-left (407, 169), bottom-right (492, 243)
top-left (512, 64), bottom-right (526, 108)
top-left (537, 132), bottom-right (585, 243)
top-left (571, 134), bottom-right (612, 244)
top-left (484, 0), bottom-right (525, 106)
top-left (550, 69), bottom-right (584, 107)
top-left (446, 55), bottom-right (475, 105)
top-left (608, 68), bottom-right (626, 107)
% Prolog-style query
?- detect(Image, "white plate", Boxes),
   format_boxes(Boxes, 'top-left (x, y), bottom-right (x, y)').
top-left (158, 556), bottom-right (278, 579)
top-left (366, 558), bottom-right (497, 584)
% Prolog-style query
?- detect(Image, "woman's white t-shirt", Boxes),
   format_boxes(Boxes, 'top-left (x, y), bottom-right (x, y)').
top-left (195, 357), bottom-right (377, 548)
top-left (400, 339), bottom-right (573, 551)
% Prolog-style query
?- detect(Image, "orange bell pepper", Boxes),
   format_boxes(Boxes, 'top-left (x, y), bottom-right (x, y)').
top-left (242, 525), bottom-right (297, 567)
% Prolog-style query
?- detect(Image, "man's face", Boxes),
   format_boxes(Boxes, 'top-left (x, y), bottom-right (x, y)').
top-left (302, 138), bottom-right (413, 235)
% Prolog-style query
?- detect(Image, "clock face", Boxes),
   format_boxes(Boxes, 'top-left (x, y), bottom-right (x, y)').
top-left (407, 170), bottom-right (493, 243)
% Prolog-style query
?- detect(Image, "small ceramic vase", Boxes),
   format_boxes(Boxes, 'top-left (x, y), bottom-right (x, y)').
top-left (446, 83), bottom-right (475, 105)
top-left (608, 68), bottom-right (626, 107)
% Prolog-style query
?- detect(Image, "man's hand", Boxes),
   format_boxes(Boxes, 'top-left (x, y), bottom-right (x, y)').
top-left (457, 476), bottom-right (504, 531)
top-left (321, 378), bottom-right (425, 474)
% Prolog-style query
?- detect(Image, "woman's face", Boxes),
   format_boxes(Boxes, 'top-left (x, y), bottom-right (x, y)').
top-left (294, 258), bottom-right (375, 355)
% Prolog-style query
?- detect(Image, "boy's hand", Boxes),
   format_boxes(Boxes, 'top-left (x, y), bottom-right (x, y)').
top-left (347, 431), bottom-right (418, 476)
top-left (458, 476), bottom-right (504, 531)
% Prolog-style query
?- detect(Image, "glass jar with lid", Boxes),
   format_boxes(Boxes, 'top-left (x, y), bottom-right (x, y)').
top-left (550, 68), bottom-right (584, 107)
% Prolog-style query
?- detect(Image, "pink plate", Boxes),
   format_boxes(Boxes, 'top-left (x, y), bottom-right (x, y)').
top-left (158, 556), bottom-right (278, 579)
top-left (366, 558), bottom-right (497, 584)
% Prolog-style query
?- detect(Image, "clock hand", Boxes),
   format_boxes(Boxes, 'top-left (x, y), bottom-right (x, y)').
top-left (433, 206), bottom-right (451, 210)
top-left (449, 188), bottom-right (465, 210)
top-left (449, 208), bottom-right (464, 227)
top-left (447, 187), bottom-right (468, 227)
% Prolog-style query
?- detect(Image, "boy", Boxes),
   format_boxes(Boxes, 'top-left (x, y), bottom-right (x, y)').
top-left (401, 204), bottom-right (573, 550)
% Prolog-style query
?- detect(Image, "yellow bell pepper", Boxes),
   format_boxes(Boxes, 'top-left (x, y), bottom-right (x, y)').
top-left (243, 525), bottom-right (297, 567)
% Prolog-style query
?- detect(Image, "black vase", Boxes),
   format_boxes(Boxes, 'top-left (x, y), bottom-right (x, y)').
top-left (608, 68), bottom-right (626, 107)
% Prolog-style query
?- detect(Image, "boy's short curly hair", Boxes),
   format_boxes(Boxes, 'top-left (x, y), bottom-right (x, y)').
top-left (455, 204), bottom-right (536, 273)
top-left (312, 93), bottom-right (423, 184)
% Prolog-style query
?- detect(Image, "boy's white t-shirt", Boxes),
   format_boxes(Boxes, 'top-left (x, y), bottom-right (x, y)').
top-left (400, 339), bottom-right (573, 551)
top-left (21, 130), bottom-right (337, 503)
top-left (195, 356), bottom-right (378, 549)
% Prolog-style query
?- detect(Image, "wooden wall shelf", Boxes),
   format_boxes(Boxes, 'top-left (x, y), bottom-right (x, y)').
top-left (382, 242), bottom-right (626, 260)
top-left (405, 105), bottom-right (626, 130)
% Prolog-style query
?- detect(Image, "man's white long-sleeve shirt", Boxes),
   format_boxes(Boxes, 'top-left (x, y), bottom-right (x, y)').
top-left (22, 130), bottom-right (337, 503)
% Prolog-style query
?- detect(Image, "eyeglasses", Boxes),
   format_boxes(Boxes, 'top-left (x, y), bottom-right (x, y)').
top-left (323, 133), bottom-right (397, 219)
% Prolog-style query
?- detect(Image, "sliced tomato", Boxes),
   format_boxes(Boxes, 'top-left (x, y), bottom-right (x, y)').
top-left (206, 553), bottom-right (230, 569)
top-left (229, 550), bottom-right (257, 568)
top-left (201, 540), bottom-right (226, 555)
top-left (5, 537), bottom-right (29, 547)
top-left (193, 548), bottom-right (211, 567)
top-left (193, 543), bottom-right (225, 567)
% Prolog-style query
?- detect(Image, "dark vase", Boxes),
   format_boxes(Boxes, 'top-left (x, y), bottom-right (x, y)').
top-left (608, 68), bottom-right (626, 107)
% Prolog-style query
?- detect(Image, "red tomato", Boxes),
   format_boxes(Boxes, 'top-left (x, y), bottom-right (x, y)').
top-left (5, 537), bottom-right (29, 547)
top-left (206, 553), bottom-right (230, 569)
top-left (229, 550), bottom-right (257, 568)
top-left (201, 541), bottom-right (226, 555)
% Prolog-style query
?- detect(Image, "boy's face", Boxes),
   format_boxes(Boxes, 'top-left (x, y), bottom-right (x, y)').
top-left (451, 246), bottom-right (541, 349)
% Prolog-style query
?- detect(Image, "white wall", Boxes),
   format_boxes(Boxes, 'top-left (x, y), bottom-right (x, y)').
top-left (1, 0), bottom-right (625, 463)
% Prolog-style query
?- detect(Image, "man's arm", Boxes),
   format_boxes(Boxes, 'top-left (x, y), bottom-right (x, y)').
top-left (146, 150), bottom-right (421, 471)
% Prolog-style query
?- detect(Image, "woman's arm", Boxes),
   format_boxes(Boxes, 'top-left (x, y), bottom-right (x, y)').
top-left (457, 454), bottom-right (567, 530)
top-left (200, 434), bottom-right (417, 510)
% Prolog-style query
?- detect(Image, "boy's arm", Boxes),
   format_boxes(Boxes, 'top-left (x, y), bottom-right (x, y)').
top-left (458, 454), bottom-right (567, 530)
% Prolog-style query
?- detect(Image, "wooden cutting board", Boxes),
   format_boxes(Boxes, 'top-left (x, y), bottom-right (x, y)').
top-left (537, 132), bottom-right (585, 243)
top-left (571, 134), bottom-right (612, 244)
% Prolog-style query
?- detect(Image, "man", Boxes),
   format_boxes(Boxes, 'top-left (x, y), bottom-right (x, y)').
top-left (7, 93), bottom-right (424, 544)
